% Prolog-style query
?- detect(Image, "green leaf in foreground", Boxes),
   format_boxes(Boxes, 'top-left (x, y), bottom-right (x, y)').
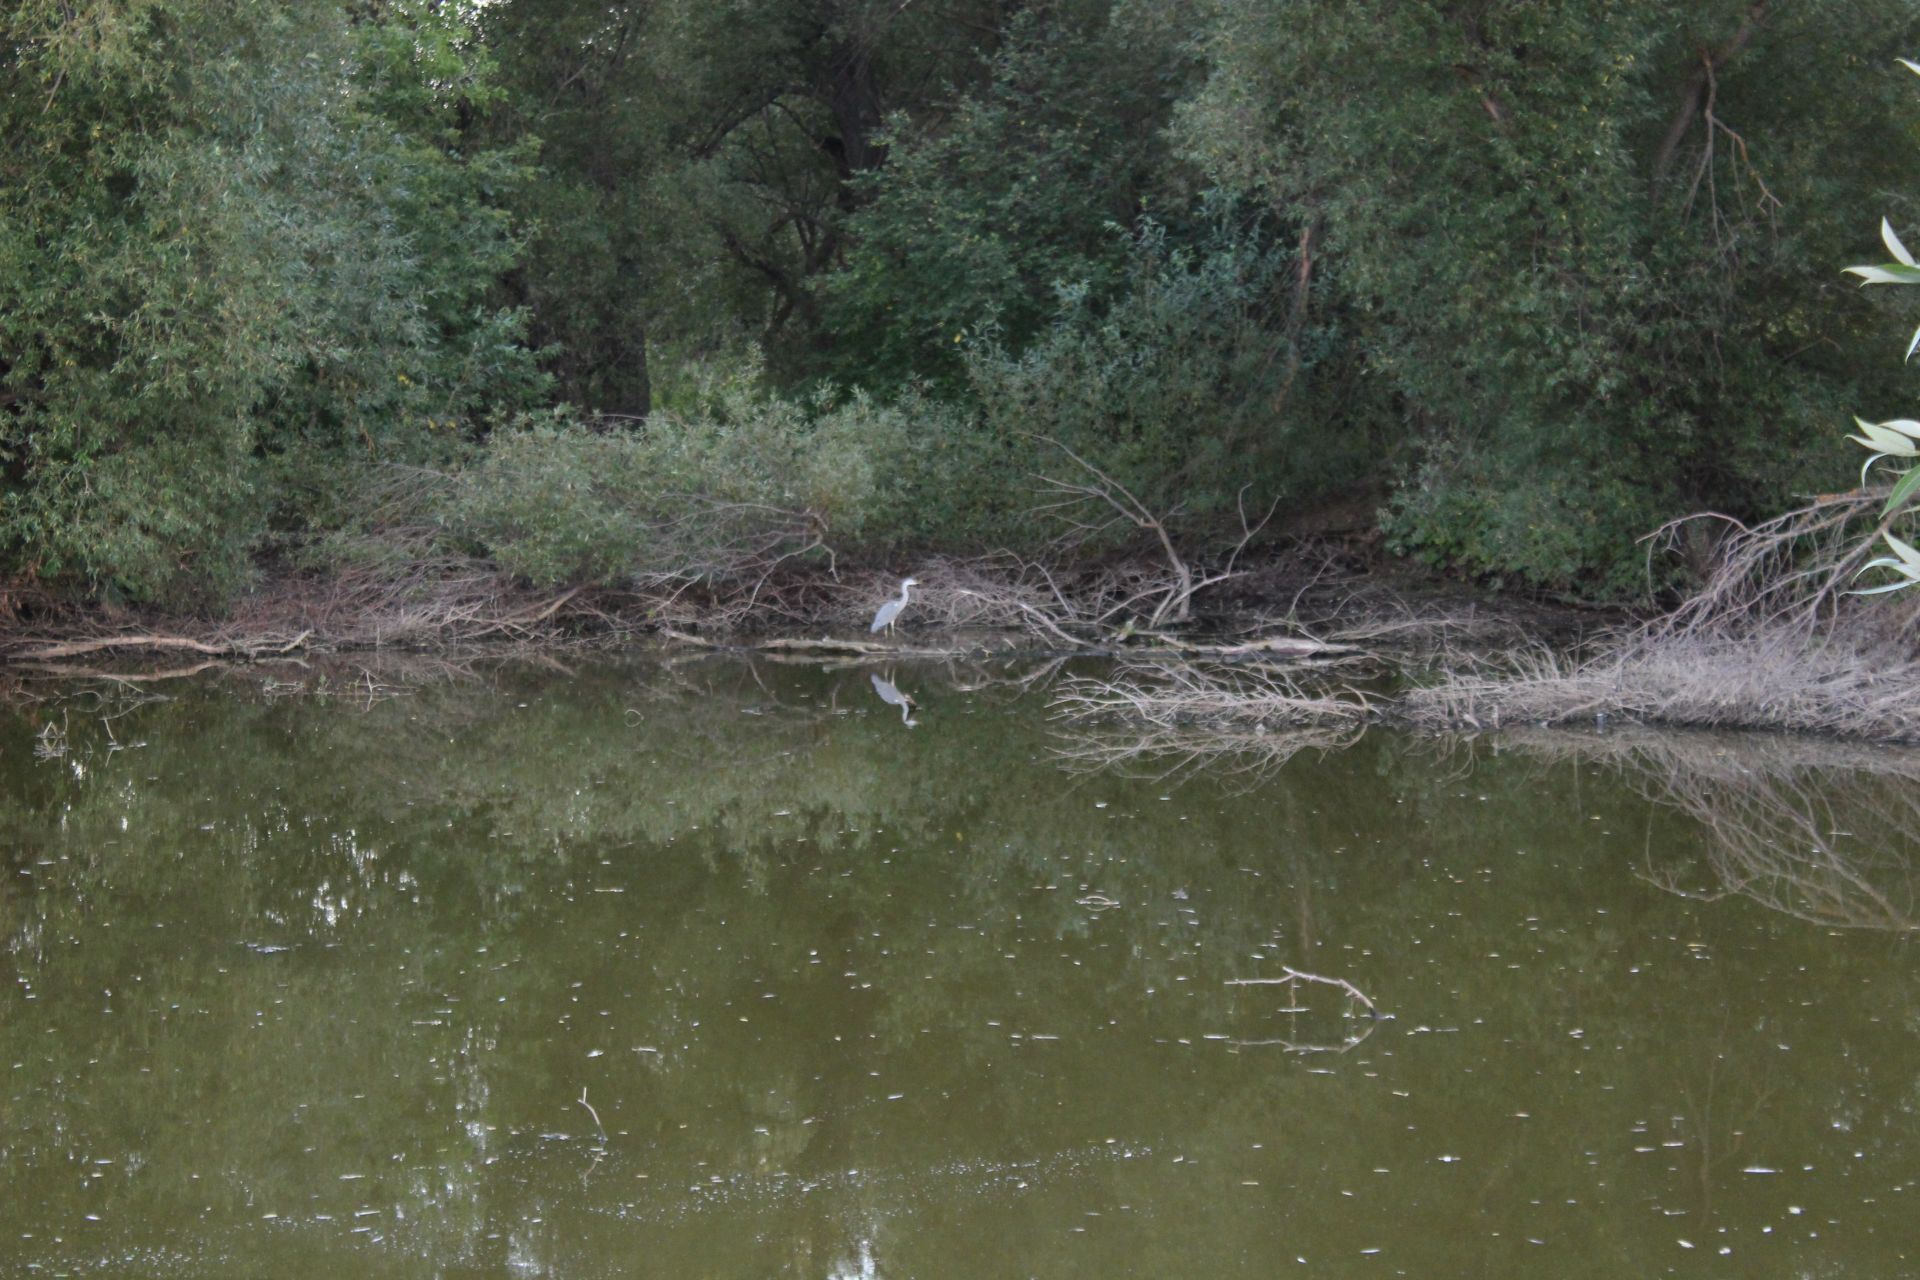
top-left (1881, 464), bottom-right (1920, 518)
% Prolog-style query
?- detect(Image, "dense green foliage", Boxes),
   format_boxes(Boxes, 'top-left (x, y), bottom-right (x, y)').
top-left (457, 367), bottom-right (993, 586)
top-left (1, 0), bottom-right (543, 603)
top-left (1180, 0), bottom-right (1920, 592)
top-left (4, 0), bottom-right (1919, 605)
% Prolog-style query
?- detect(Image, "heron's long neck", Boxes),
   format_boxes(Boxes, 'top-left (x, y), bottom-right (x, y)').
top-left (898, 583), bottom-right (912, 606)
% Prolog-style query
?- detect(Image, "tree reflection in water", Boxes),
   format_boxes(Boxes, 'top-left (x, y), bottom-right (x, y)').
top-left (4, 660), bottom-right (1920, 1277)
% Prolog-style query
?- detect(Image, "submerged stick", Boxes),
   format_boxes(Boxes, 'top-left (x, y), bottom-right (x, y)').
top-left (1226, 966), bottom-right (1380, 1018)
top-left (578, 1088), bottom-right (607, 1148)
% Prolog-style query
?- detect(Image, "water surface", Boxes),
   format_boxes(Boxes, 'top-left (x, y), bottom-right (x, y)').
top-left (2, 659), bottom-right (1917, 1277)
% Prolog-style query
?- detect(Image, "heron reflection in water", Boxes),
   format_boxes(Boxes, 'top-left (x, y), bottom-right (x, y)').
top-left (869, 671), bottom-right (917, 726)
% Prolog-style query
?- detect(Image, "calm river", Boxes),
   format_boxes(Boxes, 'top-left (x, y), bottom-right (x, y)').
top-left (2, 658), bottom-right (1916, 1277)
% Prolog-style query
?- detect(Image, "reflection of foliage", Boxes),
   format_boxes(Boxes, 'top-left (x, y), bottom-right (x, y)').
top-left (6, 667), bottom-right (1920, 1275)
top-left (1496, 727), bottom-right (1920, 931)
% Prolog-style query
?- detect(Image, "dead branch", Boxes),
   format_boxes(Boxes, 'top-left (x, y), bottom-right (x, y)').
top-left (1649, 2), bottom-right (1770, 201)
top-left (12, 630), bottom-right (311, 662)
top-left (1224, 967), bottom-right (1382, 1053)
top-left (1226, 967), bottom-right (1379, 1017)
top-left (1027, 438), bottom-right (1282, 633)
top-left (486, 587), bottom-right (585, 630)
top-left (1032, 436), bottom-right (1194, 624)
top-left (1149, 634), bottom-right (1354, 659)
top-left (8, 660), bottom-right (225, 684)
top-left (1679, 47), bottom-right (1782, 245)
top-left (657, 628), bottom-right (977, 658)
top-left (1408, 488), bottom-right (1920, 741)
top-left (949, 587), bottom-right (1095, 650)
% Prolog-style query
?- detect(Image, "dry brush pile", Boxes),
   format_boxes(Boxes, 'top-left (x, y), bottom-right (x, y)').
top-left (1407, 492), bottom-right (1920, 742)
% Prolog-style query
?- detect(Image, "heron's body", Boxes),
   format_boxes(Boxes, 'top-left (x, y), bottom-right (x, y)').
top-left (869, 577), bottom-right (919, 636)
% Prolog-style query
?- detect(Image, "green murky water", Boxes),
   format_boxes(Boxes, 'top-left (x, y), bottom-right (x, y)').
top-left (2, 659), bottom-right (1917, 1277)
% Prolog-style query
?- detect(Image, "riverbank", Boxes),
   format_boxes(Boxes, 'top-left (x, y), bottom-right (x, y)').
top-left (0, 538), bottom-right (1585, 664)
top-left (5, 516), bottom-right (1914, 747)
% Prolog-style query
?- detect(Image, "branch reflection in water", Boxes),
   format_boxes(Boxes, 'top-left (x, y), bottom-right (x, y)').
top-left (7, 658), bottom-right (1920, 1277)
top-left (1223, 967), bottom-right (1384, 1055)
top-left (1049, 658), bottom-right (1371, 787)
top-left (1470, 727), bottom-right (1920, 932)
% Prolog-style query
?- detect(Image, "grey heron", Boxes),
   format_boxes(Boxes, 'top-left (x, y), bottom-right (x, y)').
top-left (869, 577), bottom-right (919, 636)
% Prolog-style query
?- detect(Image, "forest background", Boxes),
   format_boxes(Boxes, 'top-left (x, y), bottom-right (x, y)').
top-left (5, 0), bottom-right (1920, 617)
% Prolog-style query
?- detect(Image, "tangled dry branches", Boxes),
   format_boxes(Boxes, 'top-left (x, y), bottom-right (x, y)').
top-left (1029, 436), bottom-right (1274, 629)
top-left (1409, 492), bottom-right (1920, 741)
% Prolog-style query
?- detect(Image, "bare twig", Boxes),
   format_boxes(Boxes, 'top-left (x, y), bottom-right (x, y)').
top-left (1031, 436), bottom-right (1200, 627)
top-left (1224, 967), bottom-right (1383, 1053)
top-left (578, 1088), bottom-right (608, 1148)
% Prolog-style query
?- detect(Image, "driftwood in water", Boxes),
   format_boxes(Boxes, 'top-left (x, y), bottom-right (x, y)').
top-left (1226, 967), bottom-right (1379, 1016)
top-left (1223, 967), bottom-right (1383, 1053)
top-left (657, 626), bottom-right (1352, 662)
top-left (656, 629), bottom-right (985, 658)
top-left (12, 629), bottom-right (312, 662)
top-left (1149, 634), bottom-right (1353, 658)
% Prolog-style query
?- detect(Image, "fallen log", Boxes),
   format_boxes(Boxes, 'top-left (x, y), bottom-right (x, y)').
top-left (655, 627), bottom-right (1351, 661)
top-left (657, 629), bottom-right (984, 658)
top-left (9, 629), bottom-right (312, 662)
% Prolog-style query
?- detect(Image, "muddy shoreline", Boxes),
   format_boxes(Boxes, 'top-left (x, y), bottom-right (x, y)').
top-left (9, 549), bottom-right (1910, 747)
top-left (0, 548), bottom-right (1605, 671)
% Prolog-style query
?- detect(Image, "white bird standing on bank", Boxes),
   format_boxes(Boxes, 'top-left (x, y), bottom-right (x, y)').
top-left (869, 577), bottom-right (919, 636)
